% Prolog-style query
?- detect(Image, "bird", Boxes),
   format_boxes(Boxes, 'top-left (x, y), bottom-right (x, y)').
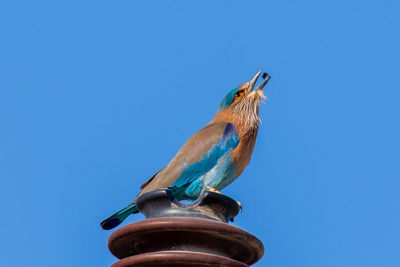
top-left (100, 70), bottom-right (271, 230)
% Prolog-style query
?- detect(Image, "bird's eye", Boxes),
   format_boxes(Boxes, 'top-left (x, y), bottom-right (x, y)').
top-left (234, 90), bottom-right (245, 99)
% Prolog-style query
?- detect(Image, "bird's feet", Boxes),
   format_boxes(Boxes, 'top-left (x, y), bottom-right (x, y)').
top-left (206, 186), bottom-right (222, 194)
top-left (206, 186), bottom-right (243, 212)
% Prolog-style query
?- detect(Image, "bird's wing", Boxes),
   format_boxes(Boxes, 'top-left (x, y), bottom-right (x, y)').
top-left (138, 122), bottom-right (239, 196)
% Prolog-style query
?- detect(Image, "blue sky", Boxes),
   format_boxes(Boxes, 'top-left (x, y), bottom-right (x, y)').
top-left (1, 1), bottom-right (399, 266)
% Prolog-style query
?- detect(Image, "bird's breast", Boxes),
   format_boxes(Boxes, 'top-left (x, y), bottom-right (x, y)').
top-left (211, 112), bottom-right (259, 177)
top-left (231, 128), bottom-right (258, 176)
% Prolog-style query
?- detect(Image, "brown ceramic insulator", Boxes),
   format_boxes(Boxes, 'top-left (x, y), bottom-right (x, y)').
top-left (108, 217), bottom-right (264, 266)
top-left (110, 251), bottom-right (248, 267)
top-left (106, 189), bottom-right (264, 266)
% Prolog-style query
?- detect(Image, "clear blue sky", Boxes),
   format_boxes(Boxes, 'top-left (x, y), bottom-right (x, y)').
top-left (1, 1), bottom-right (399, 266)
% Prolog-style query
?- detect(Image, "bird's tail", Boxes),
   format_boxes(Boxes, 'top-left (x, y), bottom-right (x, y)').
top-left (100, 203), bottom-right (138, 230)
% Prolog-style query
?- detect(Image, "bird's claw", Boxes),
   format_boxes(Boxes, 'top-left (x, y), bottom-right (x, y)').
top-left (206, 186), bottom-right (242, 212)
top-left (206, 186), bottom-right (222, 194)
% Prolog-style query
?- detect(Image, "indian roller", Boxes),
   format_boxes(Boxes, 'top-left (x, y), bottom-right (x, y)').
top-left (100, 70), bottom-right (271, 230)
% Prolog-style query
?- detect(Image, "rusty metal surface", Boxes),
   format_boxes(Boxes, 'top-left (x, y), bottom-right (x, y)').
top-left (110, 251), bottom-right (249, 267)
top-left (108, 217), bottom-right (264, 265)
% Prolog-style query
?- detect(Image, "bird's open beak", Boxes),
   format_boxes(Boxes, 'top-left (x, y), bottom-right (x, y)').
top-left (248, 70), bottom-right (263, 92)
top-left (247, 70), bottom-right (271, 93)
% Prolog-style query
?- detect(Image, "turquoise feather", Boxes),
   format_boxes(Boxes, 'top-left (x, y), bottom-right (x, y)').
top-left (218, 87), bottom-right (240, 111)
top-left (100, 204), bottom-right (138, 230)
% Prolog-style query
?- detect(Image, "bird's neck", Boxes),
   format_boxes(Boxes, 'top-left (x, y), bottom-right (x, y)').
top-left (211, 110), bottom-right (259, 135)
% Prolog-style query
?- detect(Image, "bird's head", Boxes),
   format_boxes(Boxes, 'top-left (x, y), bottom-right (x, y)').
top-left (216, 70), bottom-right (271, 127)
